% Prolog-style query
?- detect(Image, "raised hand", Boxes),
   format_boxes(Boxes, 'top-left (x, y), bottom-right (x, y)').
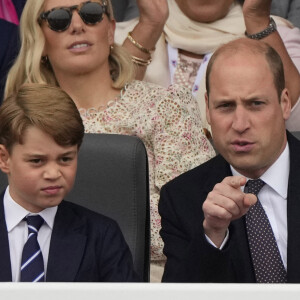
top-left (203, 176), bottom-right (257, 247)
top-left (122, 0), bottom-right (169, 80)
top-left (242, 0), bottom-right (272, 34)
top-left (241, 0), bottom-right (300, 107)
top-left (137, 0), bottom-right (169, 29)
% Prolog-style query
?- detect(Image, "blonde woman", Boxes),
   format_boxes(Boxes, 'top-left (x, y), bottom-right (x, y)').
top-left (5, 0), bottom-right (215, 282)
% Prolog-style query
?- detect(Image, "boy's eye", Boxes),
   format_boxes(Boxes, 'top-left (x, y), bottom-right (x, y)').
top-left (61, 156), bottom-right (73, 163)
top-left (29, 159), bottom-right (42, 164)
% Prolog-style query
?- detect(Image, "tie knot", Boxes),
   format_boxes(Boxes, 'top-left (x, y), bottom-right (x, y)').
top-left (245, 179), bottom-right (265, 196)
top-left (26, 215), bottom-right (44, 233)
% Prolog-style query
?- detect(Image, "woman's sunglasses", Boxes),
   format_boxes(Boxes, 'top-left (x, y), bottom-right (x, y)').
top-left (39, 1), bottom-right (109, 32)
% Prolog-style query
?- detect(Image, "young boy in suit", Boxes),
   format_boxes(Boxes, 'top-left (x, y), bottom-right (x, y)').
top-left (0, 83), bottom-right (138, 282)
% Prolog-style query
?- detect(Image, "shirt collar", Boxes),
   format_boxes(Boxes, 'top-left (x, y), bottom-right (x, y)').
top-left (230, 143), bottom-right (289, 199)
top-left (4, 186), bottom-right (58, 232)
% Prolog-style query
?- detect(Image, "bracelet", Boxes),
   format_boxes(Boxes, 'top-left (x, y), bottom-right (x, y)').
top-left (131, 55), bottom-right (152, 66)
top-left (245, 17), bottom-right (277, 40)
top-left (127, 31), bottom-right (155, 54)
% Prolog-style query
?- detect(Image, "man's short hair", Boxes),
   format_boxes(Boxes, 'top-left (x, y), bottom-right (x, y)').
top-left (0, 83), bottom-right (84, 153)
top-left (206, 38), bottom-right (285, 100)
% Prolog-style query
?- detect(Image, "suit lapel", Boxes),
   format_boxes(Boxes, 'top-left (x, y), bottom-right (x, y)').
top-left (0, 193), bottom-right (13, 281)
top-left (286, 132), bottom-right (300, 282)
top-left (201, 155), bottom-right (233, 196)
top-left (46, 201), bottom-right (87, 282)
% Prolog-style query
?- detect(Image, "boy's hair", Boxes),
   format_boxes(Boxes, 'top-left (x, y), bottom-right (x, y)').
top-left (0, 84), bottom-right (84, 153)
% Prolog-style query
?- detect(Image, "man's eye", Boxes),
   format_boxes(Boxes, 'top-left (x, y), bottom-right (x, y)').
top-left (217, 103), bottom-right (233, 109)
top-left (252, 101), bottom-right (264, 106)
top-left (249, 101), bottom-right (265, 108)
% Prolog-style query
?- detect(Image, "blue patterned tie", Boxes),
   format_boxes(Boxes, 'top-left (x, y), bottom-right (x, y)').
top-left (245, 179), bottom-right (287, 283)
top-left (21, 215), bottom-right (45, 282)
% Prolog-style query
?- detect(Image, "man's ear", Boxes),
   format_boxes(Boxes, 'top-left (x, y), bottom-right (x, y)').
top-left (280, 88), bottom-right (291, 121)
top-left (205, 92), bottom-right (211, 125)
top-left (0, 145), bottom-right (10, 174)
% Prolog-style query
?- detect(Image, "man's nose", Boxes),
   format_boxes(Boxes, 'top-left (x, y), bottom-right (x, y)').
top-left (231, 106), bottom-right (250, 133)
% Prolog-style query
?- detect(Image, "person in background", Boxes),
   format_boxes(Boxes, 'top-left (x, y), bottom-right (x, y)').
top-left (0, 83), bottom-right (138, 282)
top-left (115, 0), bottom-right (300, 134)
top-left (159, 38), bottom-right (300, 283)
top-left (271, 0), bottom-right (300, 29)
top-left (4, 0), bottom-right (215, 282)
top-left (0, 0), bottom-right (26, 104)
top-left (111, 0), bottom-right (138, 22)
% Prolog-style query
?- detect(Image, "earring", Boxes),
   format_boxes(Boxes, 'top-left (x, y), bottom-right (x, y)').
top-left (110, 45), bottom-right (114, 53)
top-left (41, 55), bottom-right (49, 64)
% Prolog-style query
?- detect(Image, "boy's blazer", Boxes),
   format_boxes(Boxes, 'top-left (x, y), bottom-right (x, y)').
top-left (0, 198), bottom-right (138, 282)
top-left (159, 131), bottom-right (300, 282)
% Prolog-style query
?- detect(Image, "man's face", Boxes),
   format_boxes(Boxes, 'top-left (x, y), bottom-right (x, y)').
top-left (0, 126), bottom-right (78, 212)
top-left (206, 52), bottom-right (291, 179)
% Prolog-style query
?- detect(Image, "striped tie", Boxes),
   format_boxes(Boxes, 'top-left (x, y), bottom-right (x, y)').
top-left (21, 215), bottom-right (45, 282)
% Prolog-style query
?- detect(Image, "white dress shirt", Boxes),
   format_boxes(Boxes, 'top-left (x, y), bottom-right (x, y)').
top-left (4, 187), bottom-right (57, 282)
top-left (206, 143), bottom-right (289, 270)
top-left (232, 143), bottom-right (289, 269)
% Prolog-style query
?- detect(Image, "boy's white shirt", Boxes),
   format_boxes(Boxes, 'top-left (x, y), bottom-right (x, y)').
top-left (3, 186), bottom-right (57, 282)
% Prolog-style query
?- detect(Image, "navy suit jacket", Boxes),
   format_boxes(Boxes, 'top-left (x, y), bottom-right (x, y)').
top-left (159, 131), bottom-right (300, 283)
top-left (0, 197), bottom-right (139, 282)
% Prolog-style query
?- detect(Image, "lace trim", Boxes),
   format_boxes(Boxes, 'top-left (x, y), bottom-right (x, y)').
top-left (79, 84), bottom-right (128, 119)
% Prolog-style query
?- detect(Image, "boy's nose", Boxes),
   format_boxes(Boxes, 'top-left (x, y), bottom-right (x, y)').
top-left (43, 164), bottom-right (61, 180)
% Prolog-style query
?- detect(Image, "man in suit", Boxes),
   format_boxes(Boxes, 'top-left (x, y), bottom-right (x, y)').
top-left (0, 83), bottom-right (138, 282)
top-left (159, 37), bottom-right (300, 283)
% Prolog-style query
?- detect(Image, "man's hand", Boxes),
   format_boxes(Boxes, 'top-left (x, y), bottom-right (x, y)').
top-left (203, 176), bottom-right (257, 247)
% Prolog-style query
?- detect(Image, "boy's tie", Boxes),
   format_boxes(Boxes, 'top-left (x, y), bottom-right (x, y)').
top-left (245, 179), bottom-right (287, 283)
top-left (20, 215), bottom-right (45, 282)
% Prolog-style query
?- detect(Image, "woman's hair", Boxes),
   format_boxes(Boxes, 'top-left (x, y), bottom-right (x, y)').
top-left (0, 83), bottom-right (85, 153)
top-left (5, 0), bottom-right (135, 99)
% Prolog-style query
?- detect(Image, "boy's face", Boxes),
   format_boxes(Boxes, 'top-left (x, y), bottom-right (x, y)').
top-left (0, 126), bottom-right (78, 213)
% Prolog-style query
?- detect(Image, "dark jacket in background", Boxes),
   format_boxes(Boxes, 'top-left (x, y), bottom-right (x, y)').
top-left (0, 0), bottom-right (26, 104)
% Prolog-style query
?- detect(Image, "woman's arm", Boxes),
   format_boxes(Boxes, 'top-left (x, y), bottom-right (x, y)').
top-left (122, 0), bottom-right (169, 80)
top-left (243, 0), bottom-right (300, 107)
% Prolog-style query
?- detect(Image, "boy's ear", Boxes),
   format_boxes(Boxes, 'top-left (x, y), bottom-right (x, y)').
top-left (0, 145), bottom-right (10, 174)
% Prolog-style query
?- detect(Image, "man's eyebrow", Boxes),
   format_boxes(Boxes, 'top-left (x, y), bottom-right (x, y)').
top-left (213, 98), bottom-right (236, 105)
top-left (243, 96), bottom-right (269, 102)
top-left (23, 153), bottom-right (46, 158)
